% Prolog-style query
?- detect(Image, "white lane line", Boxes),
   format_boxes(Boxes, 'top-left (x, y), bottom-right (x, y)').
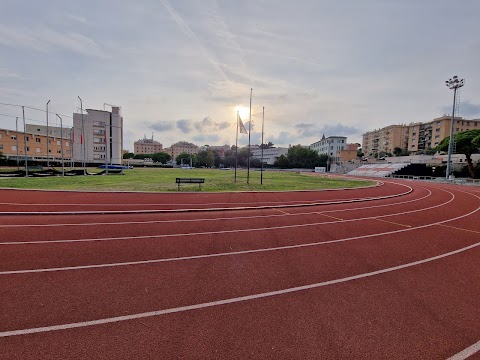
top-left (0, 183), bottom-right (413, 215)
top-left (0, 187), bottom-right (430, 228)
top-left (1, 241), bottom-right (479, 338)
top-left (2, 189), bottom-right (477, 274)
top-left (0, 187), bottom-right (451, 246)
top-left (0, 182), bottom-right (391, 206)
top-left (0, 189), bottom-right (412, 216)
top-left (447, 340), bottom-right (480, 360)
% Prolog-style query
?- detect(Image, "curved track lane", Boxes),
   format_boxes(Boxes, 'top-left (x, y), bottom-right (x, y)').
top-left (0, 179), bottom-right (479, 360)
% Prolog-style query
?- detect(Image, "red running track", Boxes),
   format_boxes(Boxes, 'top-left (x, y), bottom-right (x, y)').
top-left (0, 179), bottom-right (479, 360)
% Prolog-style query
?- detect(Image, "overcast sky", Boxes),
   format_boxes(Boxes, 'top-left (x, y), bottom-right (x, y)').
top-left (1, 0), bottom-right (479, 151)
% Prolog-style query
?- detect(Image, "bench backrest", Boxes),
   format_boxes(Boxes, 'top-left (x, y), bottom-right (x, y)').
top-left (176, 178), bottom-right (205, 183)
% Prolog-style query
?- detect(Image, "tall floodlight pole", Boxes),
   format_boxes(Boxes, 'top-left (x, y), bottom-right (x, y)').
top-left (261, 106), bottom-right (265, 185)
top-left (56, 114), bottom-right (65, 176)
top-left (445, 76), bottom-right (465, 180)
top-left (247, 88), bottom-right (253, 184)
top-left (15, 117), bottom-right (19, 170)
top-left (22, 106), bottom-right (28, 177)
top-left (46, 100), bottom-right (50, 167)
top-left (78, 96), bottom-right (86, 175)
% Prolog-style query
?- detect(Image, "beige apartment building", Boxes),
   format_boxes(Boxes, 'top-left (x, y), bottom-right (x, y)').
top-left (134, 137), bottom-right (163, 154)
top-left (362, 125), bottom-right (409, 156)
top-left (164, 141), bottom-right (198, 160)
top-left (407, 116), bottom-right (479, 152)
top-left (0, 128), bottom-right (72, 162)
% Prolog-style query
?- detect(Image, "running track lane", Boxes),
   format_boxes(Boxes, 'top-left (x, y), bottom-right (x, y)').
top-left (0, 180), bottom-right (479, 359)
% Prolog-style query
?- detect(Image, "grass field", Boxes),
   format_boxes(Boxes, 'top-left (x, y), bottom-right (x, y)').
top-left (0, 167), bottom-right (374, 192)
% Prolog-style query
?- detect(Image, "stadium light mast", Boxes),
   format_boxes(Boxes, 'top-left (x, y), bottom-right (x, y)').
top-left (445, 76), bottom-right (465, 180)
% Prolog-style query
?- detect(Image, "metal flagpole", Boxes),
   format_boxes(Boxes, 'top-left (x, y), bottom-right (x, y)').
top-left (46, 100), bottom-right (50, 168)
top-left (261, 106), bottom-right (264, 185)
top-left (15, 117), bottom-right (19, 170)
top-left (22, 106), bottom-right (28, 177)
top-left (235, 111), bottom-right (239, 182)
top-left (78, 96), bottom-right (86, 175)
top-left (56, 114), bottom-right (65, 176)
top-left (247, 88), bottom-right (252, 184)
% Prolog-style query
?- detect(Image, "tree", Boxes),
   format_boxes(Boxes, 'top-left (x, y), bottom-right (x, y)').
top-left (436, 129), bottom-right (480, 178)
top-left (151, 152), bottom-right (171, 164)
top-left (272, 145), bottom-right (321, 169)
top-left (176, 152), bottom-right (192, 166)
top-left (123, 152), bottom-right (134, 159)
top-left (260, 141), bottom-right (274, 149)
top-left (357, 149), bottom-right (364, 158)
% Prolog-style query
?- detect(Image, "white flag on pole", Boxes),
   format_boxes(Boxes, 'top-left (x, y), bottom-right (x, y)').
top-left (239, 116), bottom-right (248, 134)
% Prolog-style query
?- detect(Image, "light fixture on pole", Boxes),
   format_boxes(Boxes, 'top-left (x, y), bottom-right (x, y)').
top-left (445, 75), bottom-right (465, 180)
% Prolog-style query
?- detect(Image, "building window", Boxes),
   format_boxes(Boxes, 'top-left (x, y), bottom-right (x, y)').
top-left (36, 148), bottom-right (41, 153)
top-left (455, 128), bottom-right (459, 132)
top-left (37, 128), bottom-right (41, 132)
top-left (12, 145), bottom-right (17, 151)
top-left (48, 149), bottom-right (51, 153)
top-left (35, 138), bottom-right (41, 143)
top-left (57, 150), bottom-right (61, 154)
top-left (435, 135), bottom-right (440, 139)
top-left (57, 141), bottom-right (61, 145)
top-left (412, 145), bottom-right (416, 148)
top-left (436, 121), bottom-right (441, 125)
top-left (11, 135), bottom-right (16, 140)
top-left (435, 128), bottom-right (440, 133)
top-left (26, 146), bottom-right (30, 151)
top-left (0, 144), bottom-right (3, 150)
top-left (412, 132), bottom-right (416, 136)
top-left (25, 136), bottom-right (29, 141)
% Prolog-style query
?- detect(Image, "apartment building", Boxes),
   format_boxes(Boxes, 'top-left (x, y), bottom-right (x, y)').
top-left (164, 141), bottom-right (198, 159)
top-left (408, 116), bottom-right (478, 152)
top-left (0, 128), bottom-right (71, 162)
top-left (251, 147), bottom-right (288, 165)
top-left (26, 124), bottom-right (72, 141)
top-left (134, 137), bottom-right (163, 154)
top-left (310, 135), bottom-right (347, 162)
top-left (362, 125), bottom-right (409, 156)
top-left (72, 106), bottom-right (123, 164)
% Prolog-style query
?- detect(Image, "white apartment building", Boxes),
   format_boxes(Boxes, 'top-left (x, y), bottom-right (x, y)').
top-left (251, 147), bottom-right (288, 165)
top-left (310, 135), bottom-right (347, 162)
top-left (72, 106), bottom-right (123, 165)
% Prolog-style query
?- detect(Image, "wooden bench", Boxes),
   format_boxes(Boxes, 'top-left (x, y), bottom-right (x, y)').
top-left (176, 177), bottom-right (205, 190)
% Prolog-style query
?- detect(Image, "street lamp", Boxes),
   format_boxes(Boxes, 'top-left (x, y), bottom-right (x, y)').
top-left (445, 76), bottom-right (465, 180)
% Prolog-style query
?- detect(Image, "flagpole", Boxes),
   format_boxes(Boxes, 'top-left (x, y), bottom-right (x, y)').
top-left (234, 111), bottom-right (239, 182)
top-left (247, 88), bottom-right (252, 184)
top-left (261, 106), bottom-right (264, 185)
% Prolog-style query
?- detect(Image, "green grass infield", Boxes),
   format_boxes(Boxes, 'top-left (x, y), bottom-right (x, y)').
top-left (0, 167), bottom-right (374, 192)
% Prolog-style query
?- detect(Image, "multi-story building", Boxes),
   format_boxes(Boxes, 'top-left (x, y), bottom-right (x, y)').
top-left (134, 137), bottom-right (163, 154)
top-left (165, 141), bottom-right (198, 160)
top-left (72, 106), bottom-right (123, 164)
top-left (310, 135), bottom-right (347, 162)
top-left (407, 116), bottom-right (478, 153)
top-left (25, 124), bottom-right (72, 141)
top-left (251, 147), bottom-right (288, 165)
top-left (0, 128), bottom-right (71, 162)
top-left (362, 125), bottom-right (409, 156)
top-left (338, 143), bottom-right (360, 162)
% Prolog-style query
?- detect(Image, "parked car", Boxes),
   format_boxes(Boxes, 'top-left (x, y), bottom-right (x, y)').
top-left (361, 157), bottom-right (369, 161)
